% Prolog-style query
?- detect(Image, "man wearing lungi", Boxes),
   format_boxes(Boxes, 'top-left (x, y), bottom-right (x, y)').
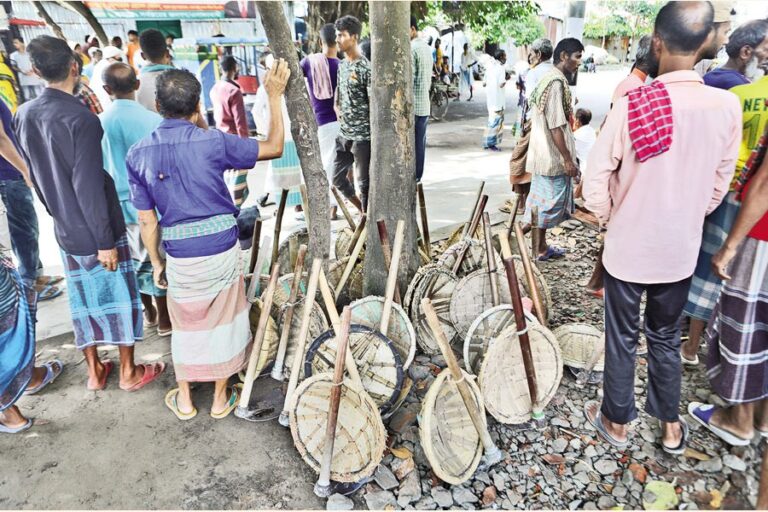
top-left (15, 36), bottom-right (166, 392)
top-left (522, 38), bottom-right (583, 261)
top-left (126, 65), bottom-right (289, 420)
top-left (582, 0), bottom-right (741, 454)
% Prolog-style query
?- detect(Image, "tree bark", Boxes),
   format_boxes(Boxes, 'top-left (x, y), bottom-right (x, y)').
top-left (32, 1), bottom-right (65, 40)
top-left (256, 1), bottom-right (331, 262)
top-left (306, 1), bottom-right (368, 54)
top-left (363, 1), bottom-right (419, 296)
top-left (57, 1), bottom-right (109, 45)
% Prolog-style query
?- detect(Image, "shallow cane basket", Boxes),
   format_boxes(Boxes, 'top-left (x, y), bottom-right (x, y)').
top-left (479, 323), bottom-right (563, 424)
top-left (335, 227), bottom-right (355, 259)
top-left (245, 299), bottom-right (280, 378)
top-left (270, 272), bottom-right (326, 320)
top-left (277, 297), bottom-right (329, 376)
top-left (552, 324), bottom-right (605, 371)
top-left (463, 304), bottom-right (539, 375)
top-left (510, 255), bottom-right (552, 322)
top-left (419, 368), bottom-right (485, 485)
top-left (350, 296), bottom-right (416, 370)
top-left (328, 256), bottom-right (365, 306)
top-left (437, 238), bottom-right (501, 278)
top-left (289, 373), bottom-right (386, 483)
top-left (444, 222), bottom-right (488, 250)
top-left (304, 325), bottom-right (404, 412)
top-left (449, 268), bottom-right (513, 340)
top-left (277, 228), bottom-right (309, 276)
top-left (406, 264), bottom-right (459, 354)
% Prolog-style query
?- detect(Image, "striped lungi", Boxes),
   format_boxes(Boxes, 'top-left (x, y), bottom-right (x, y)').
top-left (224, 169), bottom-right (250, 208)
top-left (266, 139), bottom-right (302, 208)
top-left (59, 234), bottom-right (143, 349)
top-left (166, 242), bottom-right (251, 382)
top-left (125, 223), bottom-right (167, 298)
top-left (705, 236), bottom-right (768, 404)
top-left (483, 110), bottom-right (504, 148)
top-left (683, 192), bottom-right (740, 321)
top-left (0, 256), bottom-right (35, 411)
top-left (522, 174), bottom-right (574, 229)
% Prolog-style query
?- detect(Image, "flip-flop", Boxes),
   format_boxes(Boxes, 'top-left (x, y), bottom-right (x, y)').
top-left (538, 246), bottom-right (566, 262)
top-left (37, 275), bottom-right (64, 286)
top-left (0, 418), bottom-right (33, 434)
top-left (143, 308), bottom-right (158, 328)
top-left (660, 417), bottom-right (689, 455)
top-left (210, 386), bottom-right (240, 419)
top-left (584, 400), bottom-right (629, 449)
top-left (157, 327), bottom-right (172, 337)
top-left (587, 288), bottom-right (604, 299)
top-left (687, 402), bottom-right (751, 446)
top-left (120, 362), bottom-right (166, 392)
top-left (681, 353), bottom-right (700, 366)
top-left (36, 284), bottom-right (63, 302)
top-left (86, 360), bottom-right (113, 391)
top-left (756, 427), bottom-right (768, 438)
top-left (165, 388), bottom-right (197, 421)
top-left (24, 360), bottom-right (64, 395)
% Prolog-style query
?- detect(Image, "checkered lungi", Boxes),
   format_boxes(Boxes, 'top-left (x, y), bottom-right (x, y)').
top-left (683, 192), bottom-right (740, 322)
top-left (483, 110), bottom-right (504, 148)
top-left (706, 236), bottom-right (768, 404)
top-left (522, 173), bottom-right (574, 229)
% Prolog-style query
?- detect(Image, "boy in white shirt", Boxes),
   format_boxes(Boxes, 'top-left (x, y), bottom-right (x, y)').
top-left (573, 108), bottom-right (596, 173)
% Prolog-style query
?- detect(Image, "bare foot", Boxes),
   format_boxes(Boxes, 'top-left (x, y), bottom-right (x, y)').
top-left (0, 406), bottom-right (28, 429)
top-left (86, 360), bottom-right (109, 390)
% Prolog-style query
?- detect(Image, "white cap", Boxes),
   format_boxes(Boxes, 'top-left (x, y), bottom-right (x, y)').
top-left (101, 45), bottom-right (124, 61)
top-left (87, 46), bottom-right (101, 57)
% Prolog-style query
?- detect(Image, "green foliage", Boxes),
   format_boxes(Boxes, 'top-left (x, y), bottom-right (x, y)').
top-left (583, 0), bottom-right (663, 39)
top-left (425, 1), bottom-right (541, 45)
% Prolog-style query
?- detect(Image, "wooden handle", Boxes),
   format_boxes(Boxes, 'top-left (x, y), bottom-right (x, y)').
top-left (281, 258), bottom-right (322, 418)
top-left (482, 212), bottom-right (500, 307)
top-left (462, 181), bottom-right (485, 238)
top-left (451, 195), bottom-right (489, 275)
top-left (346, 214), bottom-right (367, 257)
top-left (332, 186), bottom-right (356, 231)
top-left (247, 235), bottom-right (272, 302)
top-left (417, 183), bottom-right (431, 256)
top-left (299, 184), bottom-right (309, 222)
top-left (505, 196), bottom-right (520, 242)
top-left (248, 219), bottom-right (263, 275)
top-left (272, 189), bottom-right (289, 266)
top-left (530, 206), bottom-right (539, 259)
top-left (514, 222), bottom-right (547, 326)
top-left (376, 220), bottom-right (401, 304)
top-left (316, 305), bottom-right (352, 489)
top-left (239, 263), bottom-right (280, 409)
top-left (335, 226), bottom-right (367, 297)
top-left (421, 297), bottom-right (497, 454)
top-left (380, 220), bottom-right (404, 337)
top-left (272, 245), bottom-right (308, 379)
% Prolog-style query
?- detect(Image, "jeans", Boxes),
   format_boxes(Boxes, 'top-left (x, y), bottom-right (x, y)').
top-left (332, 136), bottom-right (371, 211)
top-left (0, 179), bottom-right (41, 284)
top-left (601, 270), bottom-right (692, 424)
top-left (415, 115), bottom-right (428, 182)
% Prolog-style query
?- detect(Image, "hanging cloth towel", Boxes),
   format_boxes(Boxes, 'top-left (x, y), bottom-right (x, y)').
top-left (308, 54), bottom-right (333, 100)
top-left (627, 80), bottom-right (673, 162)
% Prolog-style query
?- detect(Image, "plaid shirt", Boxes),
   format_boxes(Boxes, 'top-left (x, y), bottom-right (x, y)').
top-left (411, 38), bottom-right (433, 117)
top-left (78, 83), bottom-right (103, 115)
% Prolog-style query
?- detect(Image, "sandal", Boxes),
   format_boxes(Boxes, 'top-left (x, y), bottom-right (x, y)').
top-left (681, 352), bottom-right (699, 366)
top-left (35, 284), bottom-right (63, 302)
top-left (156, 327), bottom-right (172, 337)
top-left (210, 386), bottom-right (240, 419)
top-left (165, 388), bottom-right (197, 421)
top-left (537, 246), bottom-right (566, 262)
top-left (36, 275), bottom-right (64, 286)
top-left (584, 400), bottom-right (629, 449)
top-left (0, 418), bottom-right (33, 434)
top-left (24, 360), bottom-right (64, 395)
top-left (587, 288), bottom-right (604, 299)
top-left (143, 306), bottom-right (158, 328)
top-left (687, 402), bottom-right (751, 446)
top-left (660, 418), bottom-right (689, 455)
top-left (120, 362), bottom-right (166, 392)
top-left (87, 360), bottom-right (113, 391)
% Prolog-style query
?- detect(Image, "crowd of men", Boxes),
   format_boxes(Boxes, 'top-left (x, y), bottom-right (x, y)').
top-left (0, 2), bottom-right (766, 481)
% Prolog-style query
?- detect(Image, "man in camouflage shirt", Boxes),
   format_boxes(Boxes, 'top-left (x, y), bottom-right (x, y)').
top-left (333, 15), bottom-right (370, 213)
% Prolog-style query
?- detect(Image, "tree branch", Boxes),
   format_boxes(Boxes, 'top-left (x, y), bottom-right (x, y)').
top-left (32, 1), bottom-right (65, 40)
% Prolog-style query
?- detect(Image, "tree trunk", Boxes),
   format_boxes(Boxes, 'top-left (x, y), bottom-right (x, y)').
top-left (256, 1), bottom-right (331, 263)
top-left (58, 1), bottom-right (109, 45)
top-left (32, 1), bottom-right (65, 40)
top-left (306, 1), bottom-right (368, 54)
top-left (363, 1), bottom-right (419, 296)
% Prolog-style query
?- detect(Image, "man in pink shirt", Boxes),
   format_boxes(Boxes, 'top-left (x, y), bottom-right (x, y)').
top-left (611, 35), bottom-right (657, 105)
top-left (582, 1), bottom-right (741, 454)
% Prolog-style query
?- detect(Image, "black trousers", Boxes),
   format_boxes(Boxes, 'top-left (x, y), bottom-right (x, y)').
top-left (332, 136), bottom-right (371, 211)
top-left (601, 270), bottom-right (692, 424)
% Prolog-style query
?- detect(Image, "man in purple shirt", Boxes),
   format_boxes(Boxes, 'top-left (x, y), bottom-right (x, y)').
top-left (300, 23), bottom-right (340, 220)
top-left (702, 20), bottom-right (768, 90)
top-left (127, 65), bottom-right (290, 420)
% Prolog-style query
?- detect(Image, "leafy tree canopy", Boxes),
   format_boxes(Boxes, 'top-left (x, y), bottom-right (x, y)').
top-left (425, 1), bottom-right (542, 45)
top-left (583, 0), bottom-right (662, 39)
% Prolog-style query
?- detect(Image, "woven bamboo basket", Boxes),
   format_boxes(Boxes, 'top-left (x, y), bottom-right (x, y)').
top-left (479, 323), bottom-right (563, 424)
top-left (449, 268), bottom-right (513, 340)
top-left (403, 263), bottom-right (439, 317)
top-left (334, 227), bottom-right (355, 259)
top-left (510, 255), bottom-right (552, 322)
top-left (407, 264), bottom-right (459, 354)
top-left (437, 239), bottom-right (502, 277)
top-left (419, 368), bottom-right (485, 485)
top-left (277, 298), bottom-right (329, 376)
top-left (328, 256), bottom-right (365, 306)
top-left (349, 296), bottom-right (416, 370)
top-left (463, 304), bottom-right (539, 375)
top-left (277, 228), bottom-right (309, 276)
top-left (289, 373), bottom-right (386, 483)
top-left (552, 324), bottom-right (605, 371)
top-left (304, 325), bottom-right (404, 412)
top-left (443, 222), bottom-right (487, 249)
top-left (244, 299), bottom-right (280, 378)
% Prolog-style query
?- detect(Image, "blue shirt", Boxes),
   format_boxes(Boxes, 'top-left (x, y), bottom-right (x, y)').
top-left (703, 68), bottom-right (749, 90)
top-left (0, 100), bottom-right (22, 181)
top-left (99, 99), bottom-right (162, 224)
top-left (126, 118), bottom-right (259, 258)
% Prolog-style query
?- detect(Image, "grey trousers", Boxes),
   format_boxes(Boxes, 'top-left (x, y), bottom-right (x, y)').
top-left (601, 270), bottom-right (692, 424)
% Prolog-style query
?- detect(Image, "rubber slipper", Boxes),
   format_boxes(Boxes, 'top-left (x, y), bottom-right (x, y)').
top-left (24, 360), bottom-right (64, 395)
top-left (681, 353), bottom-right (699, 366)
top-left (587, 288), bottom-right (604, 299)
top-left (0, 418), bottom-right (33, 434)
top-left (87, 360), bottom-right (113, 391)
top-left (584, 400), bottom-right (629, 449)
top-left (37, 275), bottom-right (64, 286)
top-left (756, 427), bottom-right (768, 438)
top-left (165, 388), bottom-right (197, 421)
top-left (210, 386), bottom-right (240, 419)
top-left (538, 246), bottom-right (566, 262)
top-left (120, 362), bottom-right (166, 392)
top-left (36, 284), bottom-right (63, 302)
top-left (687, 402), bottom-right (751, 446)
top-left (156, 326), bottom-right (172, 337)
top-left (660, 418), bottom-right (689, 455)
top-left (143, 309), bottom-right (158, 328)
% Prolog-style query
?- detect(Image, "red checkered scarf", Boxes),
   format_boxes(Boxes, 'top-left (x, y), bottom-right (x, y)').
top-left (627, 80), bottom-right (673, 162)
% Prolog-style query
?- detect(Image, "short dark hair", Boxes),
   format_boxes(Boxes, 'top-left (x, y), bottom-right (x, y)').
top-left (112, 36), bottom-right (122, 44)
top-left (494, 49), bottom-right (506, 60)
top-left (220, 55), bottom-right (238, 73)
top-left (335, 15), bottom-right (362, 38)
top-left (410, 16), bottom-right (418, 30)
top-left (553, 38), bottom-right (585, 64)
top-left (654, 0), bottom-right (714, 54)
top-left (435, 38), bottom-right (441, 46)
top-left (13, 36), bottom-right (23, 44)
top-left (128, 30), bottom-right (138, 37)
top-left (360, 38), bottom-right (371, 60)
top-left (27, 35), bottom-right (74, 83)
top-left (166, 34), bottom-right (175, 41)
top-left (155, 69), bottom-right (201, 119)
top-left (139, 29), bottom-right (168, 62)
top-left (103, 62), bottom-right (137, 95)
top-left (725, 19), bottom-right (768, 59)
top-left (320, 23), bottom-right (336, 47)
top-left (575, 108), bottom-right (592, 126)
